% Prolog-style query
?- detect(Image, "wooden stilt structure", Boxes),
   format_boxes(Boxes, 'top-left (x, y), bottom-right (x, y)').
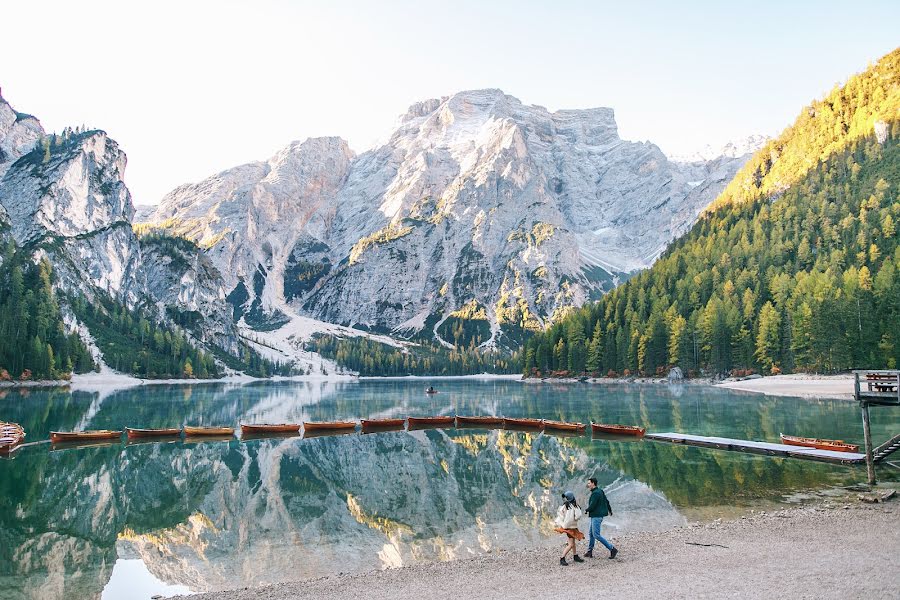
top-left (853, 370), bottom-right (900, 485)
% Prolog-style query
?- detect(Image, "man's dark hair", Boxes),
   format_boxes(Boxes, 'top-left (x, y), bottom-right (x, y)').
top-left (589, 477), bottom-right (598, 486)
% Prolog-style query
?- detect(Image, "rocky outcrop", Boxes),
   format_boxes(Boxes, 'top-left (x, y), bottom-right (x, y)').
top-left (0, 99), bottom-right (243, 357)
top-left (149, 137), bottom-right (354, 326)
top-left (146, 89), bottom-right (756, 346)
top-left (0, 92), bottom-right (44, 180)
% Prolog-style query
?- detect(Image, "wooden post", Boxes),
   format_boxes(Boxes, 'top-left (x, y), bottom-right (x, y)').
top-left (861, 401), bottom-right (876, 485)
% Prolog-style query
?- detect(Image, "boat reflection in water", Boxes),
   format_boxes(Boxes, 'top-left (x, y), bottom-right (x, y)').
top-left (0, 379), bottom-right (886, 599)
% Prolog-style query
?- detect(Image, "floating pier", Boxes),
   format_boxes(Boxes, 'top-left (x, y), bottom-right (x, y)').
top-left (644, 432), bottom-right (866, 465)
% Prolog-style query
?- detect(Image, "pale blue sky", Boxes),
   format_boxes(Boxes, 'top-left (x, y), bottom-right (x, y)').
top-left (2, 0), bottom-right (898, 205)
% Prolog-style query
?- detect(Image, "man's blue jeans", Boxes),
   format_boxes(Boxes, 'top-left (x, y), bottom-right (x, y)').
top-left (587, 517), bottom-right (614, 552)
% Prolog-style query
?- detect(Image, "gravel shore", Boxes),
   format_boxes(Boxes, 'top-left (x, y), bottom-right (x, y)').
top-left (716, 374), bottom-right (855, 399)
top-left (172, 498), bottom-right (899, 600)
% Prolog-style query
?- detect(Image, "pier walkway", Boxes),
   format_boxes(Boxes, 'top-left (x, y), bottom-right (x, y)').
top-left (644, 432), bottom-right (866, 464)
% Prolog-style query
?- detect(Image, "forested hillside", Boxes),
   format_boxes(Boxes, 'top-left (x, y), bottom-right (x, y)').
top-left (308, 335), bottom-right (521, 376)
top-left (523, 49), bottom-right (900, 378)
top-left (0, 241), bottom-right (95, 380)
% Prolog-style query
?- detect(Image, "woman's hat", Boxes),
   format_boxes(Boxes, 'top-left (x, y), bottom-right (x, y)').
top-left (562, 491), bottom-right (575, 502)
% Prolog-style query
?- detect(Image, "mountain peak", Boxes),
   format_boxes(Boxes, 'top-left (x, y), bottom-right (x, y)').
top-left (668, 134), bottom-right (769, 163)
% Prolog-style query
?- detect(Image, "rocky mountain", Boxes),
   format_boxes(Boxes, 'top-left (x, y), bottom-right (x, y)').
top-left (145, 90), bottom-right (756, 348)
top-left (0, 94), bottom-right (241, 359)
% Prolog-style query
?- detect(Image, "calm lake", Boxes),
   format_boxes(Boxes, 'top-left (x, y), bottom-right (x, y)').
top-left (0, 379), bottom-right (896, 599)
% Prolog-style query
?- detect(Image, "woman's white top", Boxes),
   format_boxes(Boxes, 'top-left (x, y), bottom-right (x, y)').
top-left (555, 504), bottom-right (582, 529)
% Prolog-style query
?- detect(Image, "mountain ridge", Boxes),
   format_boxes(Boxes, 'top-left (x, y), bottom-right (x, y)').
top-left (143, 88), bottom-right (754, 349)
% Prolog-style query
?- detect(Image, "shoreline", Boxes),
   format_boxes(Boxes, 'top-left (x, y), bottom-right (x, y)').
top-left (524, 373), bottom-right (856, 400)
top-left (171, 497), bottom-right (899, 600)
top-left (1, 372), bottom-right (857, 400)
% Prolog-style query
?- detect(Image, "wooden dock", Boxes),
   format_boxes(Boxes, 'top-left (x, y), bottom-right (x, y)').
top-left (644, 432), bottom-right (866, 465)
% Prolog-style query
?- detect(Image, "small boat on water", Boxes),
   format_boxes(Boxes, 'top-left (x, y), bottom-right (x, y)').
top-left (502, 417), bottom-right (544, 430)
top-left (303, 421), bottom-right (357, 432)
top-left (542, 420), bottom-right (586, 433)
top-left (126, 427), bottom-right (182, 439)
top-left (425, 386), bottom-right (438, 394)
top-left (780, 434), bottom-right (859, 453)
top-left (407, 416), bottom-right (455, 429)
top-left (183, 426), bottom-right (235, 437)
top-left (456, 416), bottom-right (503, 428)
top-left (0, 422), bottom-right (25, 455)
top-left (240, 423), bottom-right (301, 435)
top-left (361, 418), bottom-right (406, 430)
top-left (50, 430), bottom-right (122, 443)
top-left (591, 423), bottom-right (646, 437)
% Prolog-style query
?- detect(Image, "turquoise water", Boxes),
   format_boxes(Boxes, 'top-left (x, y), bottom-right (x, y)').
top-left (0, 379), bottom-right (895, 599)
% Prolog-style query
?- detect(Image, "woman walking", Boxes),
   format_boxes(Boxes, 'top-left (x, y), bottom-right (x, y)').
top-left (553, 491), bottom-right (585, 565)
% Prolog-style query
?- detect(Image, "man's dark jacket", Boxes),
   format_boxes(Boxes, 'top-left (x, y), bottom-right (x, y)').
top-left (586, 487), bottom-right (611, 517)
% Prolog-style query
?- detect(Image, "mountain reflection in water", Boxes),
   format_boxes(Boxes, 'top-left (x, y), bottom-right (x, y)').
top-left (0, 380), bottom-right (893, 599)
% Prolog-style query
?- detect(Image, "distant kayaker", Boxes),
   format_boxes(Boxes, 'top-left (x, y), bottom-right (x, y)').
top-left (425, 386), bottom-right (437, 394)
top-left (553, 491), bottom-right (585, 565)
top-left (584, 477), bottom-right (618, 559)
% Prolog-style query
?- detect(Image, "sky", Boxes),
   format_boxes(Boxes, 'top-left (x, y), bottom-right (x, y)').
top-left (2, 0), bottom-right (898, 206)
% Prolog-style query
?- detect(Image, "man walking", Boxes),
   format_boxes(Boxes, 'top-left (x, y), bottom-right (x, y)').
top-left (584, 477), bottom-right (618, 559)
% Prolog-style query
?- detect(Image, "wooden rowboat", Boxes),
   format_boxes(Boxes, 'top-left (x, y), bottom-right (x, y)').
top-left (361, 418), bottom-right (406, 430)
top-left (126, 427), bottom-right (182, 438)
top-left (542, 420), bottom-right (586, 433)
top-left (456, 416), bottom-right (503, 428)
top-left (50, 430), bottom-right (122, 443)
top-left (780, 434), bottom-right (859, 453)
top-left (183, 426), bottom-right (235, 437)
top-left (303, 421), bottom-right (357, 432)
top-left (240, 423), bottom-right (301, 434)
top-left (0, 422), bottom-right (25, 455)
top-left (502, 417), bottom-right (544, 430)
top-left (407, 416), bottom-right (455, 429)
top-left (591, 423), bottom-right (646, 437)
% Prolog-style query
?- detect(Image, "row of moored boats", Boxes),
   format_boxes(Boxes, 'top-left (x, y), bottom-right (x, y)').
top-left (4, 419), bottom-right (860, 454)
top-left (44, 418), bottom-right (648, 443)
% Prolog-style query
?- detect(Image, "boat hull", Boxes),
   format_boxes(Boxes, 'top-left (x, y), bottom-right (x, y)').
top-left (0, 423), bottom-right (25, 454)
top-left (542, 420), bottom-right (586, 433)
top-left (407, 416), bottom-right (455, 429)
top-left (456, 416), bottom-right (503, 428)
top-left (361, 419), bottom-right (406, 430)
top-left (126, 427), bottom-right (182, 438)
top-left (50, 430), bottom-right (122, 443)
top-left (240, 424), bottom-right (301, 434)
top-left (502, 418), bottom-right (544, 430)
top-left (183, 427), bottom-right (235, 437)
top-left (591, 423), bottom-right (646, 437)
top-left (780, 434), bottom-right (859, 453)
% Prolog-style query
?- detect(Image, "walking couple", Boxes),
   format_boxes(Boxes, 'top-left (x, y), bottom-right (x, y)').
top-left (553, 477), bottom-right (618, 565)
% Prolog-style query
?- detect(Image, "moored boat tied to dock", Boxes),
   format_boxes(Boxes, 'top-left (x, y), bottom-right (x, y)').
top-left (407, 416), bottom-right (455, 429)
top-left (50, 430), bottom-right (122, 443)
top-left (240, 423), bottom-right (301, 435)
top-left (502, 417), bottom-right (544, 430)
top-left (456, 416), bottom-right (503, 428)
top-left (780, 434), bottom-right (859, 453)
top-left (542, 420), bottom-right (585, 433)
top-left (126, 427), bottom-right (182, 439)
top-left (183, 426), bottom-right (235, 437)
top-left (361, 418), bottom-right (406, 430)
top-left (0, 422), bottom-right (25, 455)
top-left (591, 423), bottom-right (646, 437)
